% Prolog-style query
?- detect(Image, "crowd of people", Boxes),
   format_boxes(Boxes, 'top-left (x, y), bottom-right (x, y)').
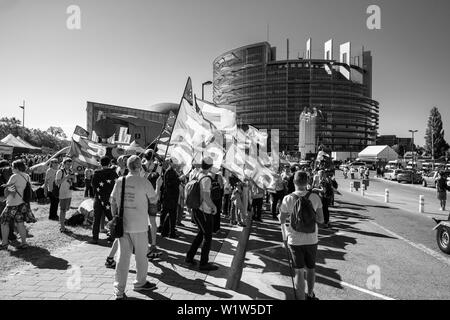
top-left (0, 149), bottom-right (341, 300)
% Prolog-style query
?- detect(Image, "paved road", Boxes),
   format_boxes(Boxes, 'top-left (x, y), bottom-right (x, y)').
top-left (237, 175), bottom-right (450, 300)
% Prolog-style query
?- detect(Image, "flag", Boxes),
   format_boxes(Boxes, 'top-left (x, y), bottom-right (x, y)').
top-left (183, 77), bottom-right (193, 106)
top-left (155, 110), bottom-right (177, 158)
top-left (73, 125), bottom-right (89, 138)
top-left (118, 127), bottom-right (128, 143)
top-left (195, 98), bottom-right (237, 134)
top-left (68, 135), bottom-right (105, 169)
top-left (155, 77), bottom-right (192, 160)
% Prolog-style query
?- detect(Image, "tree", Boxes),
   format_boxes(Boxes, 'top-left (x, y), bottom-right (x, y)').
top-left (46, 126), bottom-right (67, 139)
top-left (0, 117), bottom-right (69, 153)
top-left (425, 107), bottom-right (449, 159)
top-left (0, 117), bottom-right (21, 127)
top-left (392, 144), bottom-right (405, 157)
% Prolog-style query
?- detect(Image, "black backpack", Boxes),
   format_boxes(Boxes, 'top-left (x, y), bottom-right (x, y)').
top-left (18, 173), bottom-right (33, 203)
top-left (290, 192), bottom-right (316, 233)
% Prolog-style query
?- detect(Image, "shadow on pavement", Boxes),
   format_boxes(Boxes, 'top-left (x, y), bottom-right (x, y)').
top-left (9, 245), bottom-right (70, 270)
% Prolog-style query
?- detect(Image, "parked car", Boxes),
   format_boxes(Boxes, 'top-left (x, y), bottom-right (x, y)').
top-left (383, 169), bottom-right (402, 181)
top-left (422, 170), bottom-right (450, 187)
top-left (397, 170), bottom-right (422, 184)
top-left (350, 161), bottom-right (366, 170)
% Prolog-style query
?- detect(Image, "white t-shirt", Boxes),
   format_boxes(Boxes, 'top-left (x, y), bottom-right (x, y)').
top-left (56, 169), bottom-right (72, 200)
top-left (279, 191), bottom-right (323, 246)
top-left (198, 172), bottom-right (214, 214)
top-left (6, 173), bottom-right (30, 207)
top-left (111, 174), bottom-right (157, 233)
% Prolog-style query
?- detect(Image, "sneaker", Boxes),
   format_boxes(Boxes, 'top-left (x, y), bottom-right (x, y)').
top-left (105, 257), bottom-right (116, 269)
top-left (134, 281), bottom-right (157, 291)
top-left (185, 257), bottom-right (197, 266)
top-left (199, 263), bottom-right (219, 271)
top-left (115, 293), bottom-right (127, 300)
top-left (306, 292), bottom-right (319, 300)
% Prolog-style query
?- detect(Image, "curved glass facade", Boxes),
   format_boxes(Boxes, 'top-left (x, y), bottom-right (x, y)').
top-left (213, 42), bottom-right (379, 153)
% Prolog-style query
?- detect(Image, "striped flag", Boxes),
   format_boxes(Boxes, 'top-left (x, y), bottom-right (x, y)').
top-left (156, 110), bottom-right (177, 158)
top-left (68, 135), bottom-right (105, 169)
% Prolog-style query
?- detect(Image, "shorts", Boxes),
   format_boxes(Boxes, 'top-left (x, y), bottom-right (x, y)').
top-left (288, 244), bottom-right (318, 269)
top-left (0, 203), bottom-right (28, 224)
top-left (59, 198), bottom-right (72, 211)
top-left (437, 191), bottom-right (447, 201)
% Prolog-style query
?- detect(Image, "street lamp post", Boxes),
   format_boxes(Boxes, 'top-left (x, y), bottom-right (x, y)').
top-left (19, 100), bottom-right (25, 127)
top-left (202, 81), bottom-right (213, 100)
top-left (409, 129), bottom-right (418, 168)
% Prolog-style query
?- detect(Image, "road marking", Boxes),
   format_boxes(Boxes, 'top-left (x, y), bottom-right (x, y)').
top-left (369, 221), bottom-right (450, 267)
top-left (254, 252), bottom-right (395, 300)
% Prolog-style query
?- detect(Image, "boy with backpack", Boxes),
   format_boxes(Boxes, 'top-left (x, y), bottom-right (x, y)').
top-left (279, 171), bottom-right (324, 300)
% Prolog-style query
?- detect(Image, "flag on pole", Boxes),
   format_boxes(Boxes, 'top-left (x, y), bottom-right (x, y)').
top-left (73, 125), bottom-right (89, 138)
top-left (68, 135), bottom-right (105, 169)
top-left (155, 110), bottom-right (177, 158)
top-left (195, 99), bottom-right (237, 134)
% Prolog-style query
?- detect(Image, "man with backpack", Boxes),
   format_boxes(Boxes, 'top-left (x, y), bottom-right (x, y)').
top-left (279, 171), bottom-right (324, 300)
top-left (185, 157), bottom-right (219, 271)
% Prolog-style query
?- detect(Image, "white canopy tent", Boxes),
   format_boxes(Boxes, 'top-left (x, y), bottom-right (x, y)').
top-left (358, 145), bottom-right (398, 162)
top-left (0, 141), bottom-right (13, 156)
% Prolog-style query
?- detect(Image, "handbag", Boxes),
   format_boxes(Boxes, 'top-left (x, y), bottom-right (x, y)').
top-left (109, 176), bottom-right (126, 239)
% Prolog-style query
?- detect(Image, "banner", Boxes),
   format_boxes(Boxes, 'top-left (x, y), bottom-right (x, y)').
top-left (68, 135), bottom-right (106, 169)
top-left (73, 125), bottom-right (89, 138)
top-left (195, 99), bottom-right (237, 134)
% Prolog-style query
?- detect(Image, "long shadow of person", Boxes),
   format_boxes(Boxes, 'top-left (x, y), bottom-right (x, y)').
top-left (146, 260), bottom-right (233, 299)
top-left (9, 245), bottom-right (69, 270)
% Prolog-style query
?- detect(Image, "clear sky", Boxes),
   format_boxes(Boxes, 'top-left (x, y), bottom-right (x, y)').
top-left (1, 0), bottom-right (449, 147)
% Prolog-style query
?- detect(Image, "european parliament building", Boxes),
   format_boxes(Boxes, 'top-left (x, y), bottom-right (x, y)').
top-left (212, 41), bottom-right (379, 159)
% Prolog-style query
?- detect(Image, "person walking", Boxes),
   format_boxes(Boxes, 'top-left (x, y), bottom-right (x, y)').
top-left (251, 181), bottom-right (265, 222)
top-left (185, 157), bottom-right (219, 271)
top-left (279, 171), bottom-right (324, 300)
top-left (55, 158), bottom-right (76, 233)
top-left (110, 155), bottom-right (158, 300)
top-left (436, 172), bottom-right (448, 211)
top-left (312, 170), bottom-right (332, 228)
top-left (0, 160), bottom-right (33, 249)
top-left (211, 172), bottom-right (224, 234)
top-left (221, 169), bottom-right (231, 219)
top-left (44, 159), bottom-right (60, 221)
top-left (270, 174), bottom-right (286, 219)
top-left (84, 167), bottom-right (94, 198)
top-left (89, 156), bottom-right (118, 244)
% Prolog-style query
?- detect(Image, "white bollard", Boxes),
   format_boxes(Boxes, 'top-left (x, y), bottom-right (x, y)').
top-left (419, 195), bottom-right (424, 213)
top-left (350, 182), bottom-right (354, 192)
top-left (361, 186), bottom-right (365, 196)
top-left (385, 189), bottom-right (389, 203)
